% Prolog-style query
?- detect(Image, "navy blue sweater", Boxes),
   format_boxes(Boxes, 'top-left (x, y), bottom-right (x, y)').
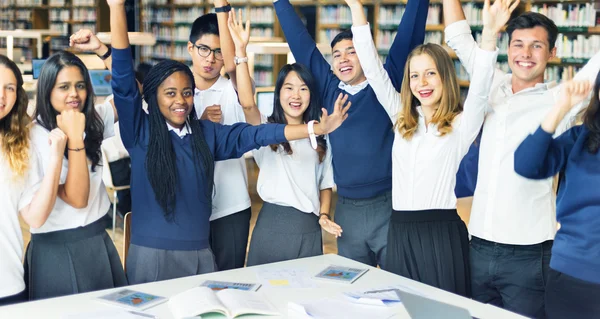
top-left (515, 125), bottom-right (600, 284)
top-left (111, 47), bottom-right (286, 250)
top-left (274, 0), bottom-right (429, 199)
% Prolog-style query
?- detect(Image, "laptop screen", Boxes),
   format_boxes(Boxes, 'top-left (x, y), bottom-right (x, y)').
top-left (256, 91), bottom-right (274, 117)
top-left (32, 59), bottom-right (46, 79)
top-left (88, 70), bottom-right (113, 96)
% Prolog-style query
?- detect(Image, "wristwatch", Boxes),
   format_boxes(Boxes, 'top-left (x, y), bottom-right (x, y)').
top-left (97, 46), bottom-right (112, 60)
top-left (234, 56), bottom-right (248, 65)
top-left (215, 4), bottom-right (231, 13)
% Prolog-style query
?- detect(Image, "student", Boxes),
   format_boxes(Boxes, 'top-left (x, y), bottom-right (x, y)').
top-left (25, 50), bottom-right (126, 300)
top-left (0, 55), bottom-right (67, 306)
top-left (225, 10), bottom-right (343, 265)
top-left (443, 0), bottom-right (600, 315)
top-left (514, 78), bottom-right (599, 319)
top-left (107, 0), bottom-right (349, 284)
top-left (346, 0), bottom-right (499, 296)
top-left (187, 7), bottom-right (254, 271)
top-left (272, 0), bottom-right (429, 269)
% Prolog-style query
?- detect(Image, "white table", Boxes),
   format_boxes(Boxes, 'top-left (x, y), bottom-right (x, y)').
top-left (0, 29), bottom-right (63, 61)
top-left (0, 254), bottom-right (526, 319)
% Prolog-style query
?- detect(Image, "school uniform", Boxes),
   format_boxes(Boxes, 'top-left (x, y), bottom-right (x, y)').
top-left (0, 143), bottom-right (41, 305)
top-left (446, 20), bottom-right (600, 316)
top-left (515, 125), bottom-right (600, 319)
top-left (352, 24), bottom-right (497, 297)
top-left (111, 47), bottom-right (288, 284)
top-left (25, 101), bottom-right (127, 300)
top-left (246, 135), bottom-right (334, 266)
top-left (274, 0), bottom-right (429, 268)
top-left (194, 77), bottom-right (252, 271)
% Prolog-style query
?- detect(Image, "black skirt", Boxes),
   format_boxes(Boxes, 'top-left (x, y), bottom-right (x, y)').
top-left (386, 209), bottom-right (471, 297)
top-left (24, 216), bottom-right (128, 300)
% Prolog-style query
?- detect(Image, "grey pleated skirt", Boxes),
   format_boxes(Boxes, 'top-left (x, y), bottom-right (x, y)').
top-left (386, 209), bottom-right (471, 297)
top-left (24, 216), bottom-right (128, 300)
top-left (246, 202), bottom-right (323, 266)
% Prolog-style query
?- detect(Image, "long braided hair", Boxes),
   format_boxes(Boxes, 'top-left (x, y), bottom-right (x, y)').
top-left (269, 64), bottom-right (327, 162)
top-left (142, 60), bottom-right (214, 219)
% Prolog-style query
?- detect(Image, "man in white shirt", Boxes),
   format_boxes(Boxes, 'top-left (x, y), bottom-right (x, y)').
top-left (443, 0), bottom-right (600, 317)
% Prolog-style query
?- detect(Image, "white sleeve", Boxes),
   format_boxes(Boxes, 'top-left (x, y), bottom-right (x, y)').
top-left (351, 23), bottom-right (401, 122)
top-left (458, 47), bottom-right (498, 154)
top-left (95, 98), bottom-right (115, 140)
top-left (318, 136), bottom-right (335, 190)
top-left (30, 124), bottom-right (68, 185)
top-left (18, 145), bottom-right (43, 211)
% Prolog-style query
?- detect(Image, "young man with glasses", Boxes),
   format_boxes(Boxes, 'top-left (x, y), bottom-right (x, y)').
top-left (187, 9), bottom-right (254, 271)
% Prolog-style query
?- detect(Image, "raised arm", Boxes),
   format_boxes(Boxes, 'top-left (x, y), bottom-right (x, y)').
top-left (385, 0), bottom-right (430, 90)
top-left (273, 0), bottom-right (337, 97)
top-left (20, 130), bottom-right (67, 228)
top-left (215, 0), bottom-right (237, 84)
top-left (443, 0), bottom-right (479, 77)
top-left (56, 111), bottom-right (89, 208)
top-left (514, 80), bottom-right (591, 179)
top-left (228, 9), bottom-right (261, 125)
top-left (108, 0), bottom-right (143, 149)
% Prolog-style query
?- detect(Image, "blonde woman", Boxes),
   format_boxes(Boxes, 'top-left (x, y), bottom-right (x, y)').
top-left (345, 0), bottom-right (513, 296)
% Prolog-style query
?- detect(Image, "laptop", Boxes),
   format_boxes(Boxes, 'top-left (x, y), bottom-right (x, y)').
top-left (396, 289), bottom-right (473, 319)
top-left (88, 69), bottom-right (113, 96)
top-left (32, 59), bottom-right (46, 79)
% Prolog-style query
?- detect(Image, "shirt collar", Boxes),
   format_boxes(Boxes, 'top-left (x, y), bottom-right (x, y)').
top-left (338, 79), bottom-right (369, 95)
top-left (195, 76), bottom-right (229, 96)
top-left (500, 74), bottom-right (557, 95)
top-left (166, 121), bottom-right (191, 138)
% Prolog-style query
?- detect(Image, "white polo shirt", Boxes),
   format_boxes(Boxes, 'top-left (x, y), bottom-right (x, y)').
top-left (194, 76), bottom-right (251, 221)
top-left (29, 102), bottom-right (115, 233)
top-left (0, 143), bottom-right (42, 297)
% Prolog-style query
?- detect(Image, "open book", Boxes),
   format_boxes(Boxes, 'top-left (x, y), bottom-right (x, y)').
top-left (168, 286), bottom-right (280, 319)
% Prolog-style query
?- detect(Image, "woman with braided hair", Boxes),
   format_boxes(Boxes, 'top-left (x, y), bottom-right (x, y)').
top-left (108, 0), bottom-right (350, 284)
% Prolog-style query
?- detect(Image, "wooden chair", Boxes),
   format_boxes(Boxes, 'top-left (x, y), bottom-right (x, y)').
top-left (123, 212), bottom-right (132, 272)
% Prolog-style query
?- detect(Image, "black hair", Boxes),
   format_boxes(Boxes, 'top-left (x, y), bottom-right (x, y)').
top-left (189, 13), bottom-right (219, 44)
top-left (269, 63), bottom-right (327, 162)
top-left (34, 51), bottom-right (104, 171)
top-left (135, 62), bottom-right (153, 84)
top-left (142, 59), bottom-right (214, 218)
top-left (330, 29), bottom-right (353, 49)
top-left (584, 70), bottom-right (600, 153)
top-left (506, 12), bottom-right (559, 51)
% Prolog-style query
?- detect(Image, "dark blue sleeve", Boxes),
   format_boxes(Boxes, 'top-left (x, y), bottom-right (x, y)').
top-left (384, 0), bottom-right (430, 90)
top-left (274, 0), bottom-right (338, 104)
top-left (514, 125), bottom-right (581, 179)
top-left (455, 131), bottom-right (480, 198)
top-left (210, 121), bottom-right (287, 161)
top-left (110, 47), bottom-right (144, 149)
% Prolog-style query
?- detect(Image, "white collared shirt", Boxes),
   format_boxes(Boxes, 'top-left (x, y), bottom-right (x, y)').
top-left (352, 24), bottom-right (497, 211)
top-left (166, 121), bottom-right (191, 138)
top-left (0, 143), bottom-right (41, 297)
top-left (194, 76), bottom-right (251, 220)
top-left (338, 79), bottom-right (368, 95)
top-left (446, 20), bottom-right (600, 244)
top-left (30, 101), bottom-right (115, 233)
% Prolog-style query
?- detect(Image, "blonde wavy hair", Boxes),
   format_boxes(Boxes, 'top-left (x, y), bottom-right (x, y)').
top-left (395, 44), bottom-right (462, 140)
top-left (0, 54), bottom-right (31, 179)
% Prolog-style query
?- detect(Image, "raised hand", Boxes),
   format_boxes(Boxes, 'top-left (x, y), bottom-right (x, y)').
top-left (318, 93), bottom-right (351, 134)
top-left (48, 128), bottom-right (68, 158)
top-left (556, 80), bottom-right (592, 112)
top-left (483, 0), bottom-right (520, 33)
top-left (70, 29), bottom-right (105, 54)
top-left (107, 0), bottom-right (125, 6)
top-left (319, 215), bottom-right (343, 238)
top-left (201, 105), bottom-right (223, 124)
top-left (344, 0), bottom-right (362, 6)
top-left (56, 110), bottom-right (86, 140)
top-left (227, 9), bottom-right (251, 51)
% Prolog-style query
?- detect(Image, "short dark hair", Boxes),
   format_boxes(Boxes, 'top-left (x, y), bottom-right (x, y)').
top-left (330, 29), bottom-right (353, 49)
top-left (506, 12), bottom-right (558, 51)
top-left (189, 13), bottom-right (219, 44)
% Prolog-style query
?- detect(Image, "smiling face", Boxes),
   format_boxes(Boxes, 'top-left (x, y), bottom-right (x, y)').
top-left (279, 71), bottom-right (311, 124)
top-left (157, 71), bottom-right (195, 129)
top-left (409, 53), bottom-right (443, 109)
top-left (331, 39), bottom-right (366, 86)
top-left (50, 65), bottom-right (87, 113)
top-left (507, 26), bottom-right (556, 85)
top-left (0, 65), bottom-right (18, 121)
top-left (188, 34), bottom-right (223, 84)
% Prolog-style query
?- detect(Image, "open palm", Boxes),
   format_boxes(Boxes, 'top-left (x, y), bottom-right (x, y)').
top-left (227, 9), bottom-right (251, 49)
top-left (319, 93), bottom-right (351, 134)
top-left (482, 0), bottom-right (520, 33)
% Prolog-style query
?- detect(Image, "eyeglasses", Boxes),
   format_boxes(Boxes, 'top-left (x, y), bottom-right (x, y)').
top-left (193, 44), bottom-right (223, 61)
